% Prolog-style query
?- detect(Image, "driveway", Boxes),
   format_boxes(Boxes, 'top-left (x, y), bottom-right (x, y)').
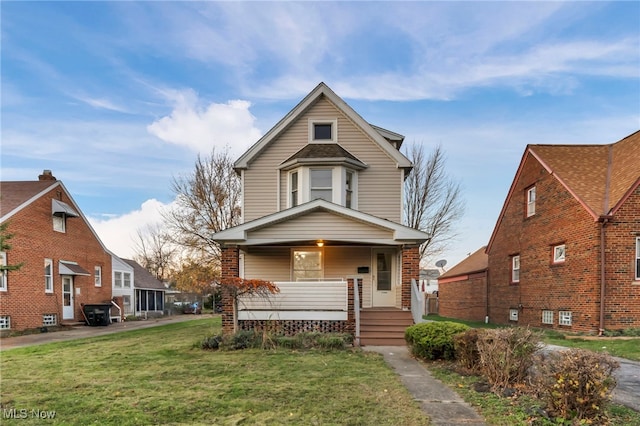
top-left (0, 314), bottom-right (214, 351)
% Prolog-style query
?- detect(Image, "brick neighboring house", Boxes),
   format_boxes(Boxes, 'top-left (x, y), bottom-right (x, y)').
top-left (212, 82), bottom-right (429, 344)
top-left (0, 170), bottom-right (113, 332)
top-left (483, 130), bottom-right (640, 333)
top-left (438, 247), bottom-right (488, 322)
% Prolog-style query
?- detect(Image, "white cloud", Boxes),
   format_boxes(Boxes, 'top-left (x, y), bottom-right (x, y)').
top-left (89, 198), bottom-right (171, 259)
top-left (147, 89), bottom-right (262, 156)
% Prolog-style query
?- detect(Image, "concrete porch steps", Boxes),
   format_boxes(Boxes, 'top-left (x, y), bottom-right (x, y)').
top-left (359, 309), bottom-right (413, 346)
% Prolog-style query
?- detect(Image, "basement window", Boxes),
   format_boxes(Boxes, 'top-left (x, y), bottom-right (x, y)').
top-left (509, 309), bottom-right (519, 321)
top-left (42, 314), bottom-right (57, 326)
top-left (558, 311), bottom-right (572, 326)
top-left (542, 310), bottom-right (553, 325)
top-left (0, 316), bottom-right (10, 330)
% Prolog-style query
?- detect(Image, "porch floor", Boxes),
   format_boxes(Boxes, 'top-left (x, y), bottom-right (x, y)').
top-left (359, 308), bottom-right (413, 346)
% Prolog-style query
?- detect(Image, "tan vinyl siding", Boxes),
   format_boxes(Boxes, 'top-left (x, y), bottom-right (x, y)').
top-left (325, 247), bottom-right (373, 307)
top-left (238, 281), bottom-right (346, 311)
top-left (243, 247), bottom-right (290, 281)
top-left (247, 211), bottom-right (393, 241)
top-left (245, 95), bottom-right (404, 222)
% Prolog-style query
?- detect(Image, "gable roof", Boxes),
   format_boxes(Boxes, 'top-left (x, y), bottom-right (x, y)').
top-left (528, 130), bottom-right (639, 217)
top-left (1, 180), bottom-right (61, 219)
top-left (212, 198), bottom-right (430, 246)
top-left (438, 246), bottom-right (488, 280)
top-left (234, 82), bottom-right (412, 171)
top-left (122, 259), bottom-right (166, 291)
top-left (487, 130), bottom-right (640, 252)
top-left (0, 173), bottom-right (111, 253)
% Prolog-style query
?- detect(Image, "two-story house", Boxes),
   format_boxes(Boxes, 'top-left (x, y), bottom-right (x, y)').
top-left (485, 130), bottom-right (639, 333)
top-left (0, 170), bottom-right (113, 332)
top-left (213, 83), bottom-right (429, 344)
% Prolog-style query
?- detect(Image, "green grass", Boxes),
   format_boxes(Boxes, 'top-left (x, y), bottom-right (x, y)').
top-left (428, 363), bottom-right (640, 426)
top-left (425, 314), bottom-right (640, 361)
top-left (1, 318), bottom-right (429, 425)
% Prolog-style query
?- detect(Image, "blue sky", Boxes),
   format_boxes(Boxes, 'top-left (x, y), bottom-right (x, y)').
top-left (2, 2), bottom-right (639, 268)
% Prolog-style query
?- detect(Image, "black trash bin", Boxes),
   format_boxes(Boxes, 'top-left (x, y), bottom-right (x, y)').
top-left (82, 304), bottom-right (112, 326)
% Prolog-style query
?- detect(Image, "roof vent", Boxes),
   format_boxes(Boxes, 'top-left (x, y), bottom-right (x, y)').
top-left (38, 170), bottom-right (57, 181)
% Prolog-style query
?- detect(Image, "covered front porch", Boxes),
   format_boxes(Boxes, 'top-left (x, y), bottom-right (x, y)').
top-left (213, 200), bottom-right (428, 340)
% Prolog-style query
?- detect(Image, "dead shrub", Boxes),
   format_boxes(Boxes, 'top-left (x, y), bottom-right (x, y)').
top-left (533, 349), bottom-right (619, 423)
top-left (476, 327), bottom-right (542, 392)
top-left (453, 328), bottom-right (486, 372)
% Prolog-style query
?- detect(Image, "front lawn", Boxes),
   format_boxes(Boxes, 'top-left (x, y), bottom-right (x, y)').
top-left (0, 318), bottom-right (429, 425)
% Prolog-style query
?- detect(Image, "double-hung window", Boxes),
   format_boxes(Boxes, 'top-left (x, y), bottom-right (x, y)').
top-left (511, 255), bottom-right (520, 283)
top-left (114, 271), bottom-right (122, 288)
top-left (0, 252), bottom-right (7, 292)
top-left (345, 171), bottom-right (354, 208)
top-left (44, 258), bottom-right (53, 293)
top-left (636, 237), bottom-right (640, 281)
top-left (290, 171), bottom-right (299, 207)
top-left (526, 187), bottom-right (536, 217)
top-left (95, 266), bottom-right (102, 287)
top-left (123, 272), bottom-right (131, 288)
top-left (53, 213), bottom-right (66, 232)
top-left (553, 244), bottom-right (566, 264)
top-left (310, 169), bottom-right (332, 202)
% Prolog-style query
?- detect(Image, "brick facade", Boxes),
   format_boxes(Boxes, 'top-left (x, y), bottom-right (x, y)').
top-left (220, 245), bottom-right (239, 335)
top-left (401, 245), bottom-right (420, 310)
top-left (439, 272), bottom-right (487, 322)
top-left (0, 186), bottom-right (112, 332)
top-left (487, 153), bottom-right (640, 333)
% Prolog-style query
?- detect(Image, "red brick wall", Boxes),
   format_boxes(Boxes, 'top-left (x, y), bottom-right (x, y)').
top-left (220, 246), bottom-right (239, 335)
top-left (439, 272), bottom-right (487, 322)
top-left (604, 185), bottom-right (640, 329)
top-left (401, 246), bottom-right (420, 310)
top-left (0, 186), bottom-right (112, 331)
top-left (488, 153), bottom-right (603, 332)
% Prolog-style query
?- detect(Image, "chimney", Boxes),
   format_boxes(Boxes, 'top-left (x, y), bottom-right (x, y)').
top-left (38, 170), bottom-right (57, 181)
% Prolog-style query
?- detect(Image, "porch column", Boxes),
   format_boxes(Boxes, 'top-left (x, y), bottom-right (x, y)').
top-left (221, 245), bottom-right (239, 335)
top-left (401, 245), bottom-right (420, 310)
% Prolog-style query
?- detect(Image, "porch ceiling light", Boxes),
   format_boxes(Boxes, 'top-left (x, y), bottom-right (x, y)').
top-left (316, 240), bottom-right (324, 247)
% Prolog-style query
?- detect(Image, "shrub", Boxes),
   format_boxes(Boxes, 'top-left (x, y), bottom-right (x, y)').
top-left (222, 330), bottom-right (261, 350)
top-left (200, 334), bottom-right (223, 350)
top-left (533, 349), bottom-right (619, 422)
top-left (405, 321), bottom-right (470, 360)
top-left (476, 327), bottom-right (541, 391)
top-left (454, 328), bottom-right (486, 372)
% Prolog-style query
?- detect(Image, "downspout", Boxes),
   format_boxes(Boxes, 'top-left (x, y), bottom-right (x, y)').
top-left (598, 215), bottom-right (613, 336)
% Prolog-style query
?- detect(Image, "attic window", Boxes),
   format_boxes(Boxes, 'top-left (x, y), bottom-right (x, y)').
top-left (309, 119), bottom-right (337, 143)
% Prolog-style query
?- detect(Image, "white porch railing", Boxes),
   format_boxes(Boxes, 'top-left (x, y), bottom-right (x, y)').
top-left (411, 278), bottom-right (426, 324)
top-left (238, 280), bottom-right (348, 321)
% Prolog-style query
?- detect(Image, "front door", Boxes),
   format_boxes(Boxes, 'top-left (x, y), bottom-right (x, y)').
top-left (372, 249), bottom-right (395, 306)
top-left (62, 276), bottom-right (74, 320)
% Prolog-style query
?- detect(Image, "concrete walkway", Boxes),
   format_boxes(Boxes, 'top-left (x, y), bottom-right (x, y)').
top-left (364, 346), bottom-right (486, 426)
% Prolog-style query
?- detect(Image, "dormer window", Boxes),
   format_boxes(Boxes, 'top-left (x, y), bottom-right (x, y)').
top-left (309, 119), bottom-right (337, 143)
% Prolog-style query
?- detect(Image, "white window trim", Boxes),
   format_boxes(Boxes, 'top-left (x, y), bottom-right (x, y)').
top-left (0, 316), bottom-right (10, 330)
top-left (95, 266), bottom-right (102, 287)
top-left (291, 248), bottom-right (324, 281)
top-left (635, 237), bottom-right (640, 281)
top-left (123, 272), bottom-right (132, 288)
top-left (308, 119), bottom-right (338, 143)
top-left (511, 255), bottom-right (520, 283)
top-left (45, 258), bottom-right (53, 293)
top-left (289, 170), bottom-right (299, 208)
top-left (114, 271), bottom-right (123, 288)
top-left (53, 213), bottom-right (66, 233)
top-left (290, 166), bottom-right (357, 208)
top-left (343, 169), bottom-right (358, 209)
top-left (526, 187), bottom-right (536, 217)
top-left (0, 251), bottom-right (7, 292)
top-left (542, 310), bottom-right (554, 325)
top-left (553, 244), bottom-right (566, 264)
top-left (558, 311), bottom-right (572, 326)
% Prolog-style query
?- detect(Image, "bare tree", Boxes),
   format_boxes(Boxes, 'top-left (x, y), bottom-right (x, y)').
top-left (133, 223), bottom-right (177, 281)
top-left (404, 143), bottom-right (465, 264)
top-left (163, 148), bottom-right (241, 264)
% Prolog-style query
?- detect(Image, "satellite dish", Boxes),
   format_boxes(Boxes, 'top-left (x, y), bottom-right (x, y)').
top-left (435, 259), bottom-right (447, 268)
